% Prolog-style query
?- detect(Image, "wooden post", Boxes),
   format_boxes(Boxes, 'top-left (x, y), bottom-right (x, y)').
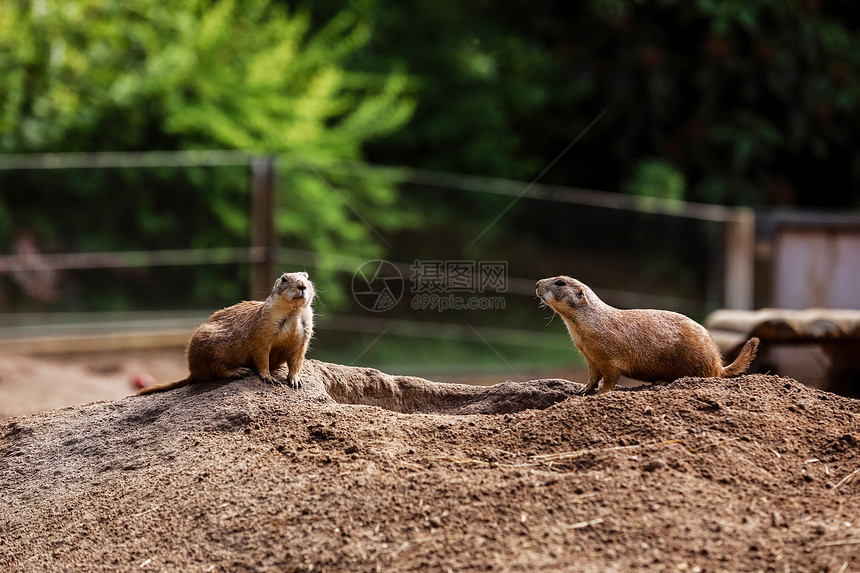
top-left (703, 222), bottom-right (723, 314)
top-left (723, 207), bottom-right (755, 310)
top-left (250, 156), bottom-right (277, 299)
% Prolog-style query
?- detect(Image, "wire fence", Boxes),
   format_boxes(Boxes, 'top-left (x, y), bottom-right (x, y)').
top-left (0, 150), bottom-right (755, 374)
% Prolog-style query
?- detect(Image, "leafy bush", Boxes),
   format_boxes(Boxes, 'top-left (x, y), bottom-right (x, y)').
top-left (0, 0), bottom-right (415, 310)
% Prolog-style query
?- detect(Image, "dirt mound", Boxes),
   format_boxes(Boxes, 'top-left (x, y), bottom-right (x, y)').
top-left (2, 360), bottom-right (859, 572)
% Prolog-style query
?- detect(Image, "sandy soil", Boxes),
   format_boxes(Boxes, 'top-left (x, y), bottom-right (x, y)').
top-left (0, 348), bottom-right (189, 419)
top-left (1, 359), bottom-right (859, 572)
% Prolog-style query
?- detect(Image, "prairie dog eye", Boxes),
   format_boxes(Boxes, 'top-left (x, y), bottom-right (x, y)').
top-left (553, 280), bottom-right (565, 287)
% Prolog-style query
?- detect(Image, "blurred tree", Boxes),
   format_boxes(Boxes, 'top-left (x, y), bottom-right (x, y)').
top-left (0, 0), bottom-right (415, 310)
top-left (624, 158), bottom-right (686, 202)
top-left (304, 0), bottom-right (860, 208)
top-left (0, 0), bottom-right (412, 156)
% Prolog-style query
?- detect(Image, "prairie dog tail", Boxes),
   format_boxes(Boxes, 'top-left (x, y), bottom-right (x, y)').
top-left (136, 377), bottom-right (192, 396)
top-left (720, 337), bottom-right (760, 378)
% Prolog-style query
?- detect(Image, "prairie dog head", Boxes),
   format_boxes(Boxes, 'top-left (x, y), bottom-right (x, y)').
top-left (271, 272), bottom-right (315, 306)
top-left (535, 276), bottom-right (592, 314)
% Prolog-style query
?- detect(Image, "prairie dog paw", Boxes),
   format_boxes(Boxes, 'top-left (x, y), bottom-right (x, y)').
top-left (225, 367), bottom-right (254, 379)
top-left (261, 373), bottom-right (280, 386)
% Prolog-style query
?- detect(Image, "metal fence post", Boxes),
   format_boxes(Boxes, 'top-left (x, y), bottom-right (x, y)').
top-left (250, 156), bottom-right (277, 299)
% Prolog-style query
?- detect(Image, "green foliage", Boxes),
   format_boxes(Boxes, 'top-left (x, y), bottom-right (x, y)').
top-left (311, 0), bottom-right (860, 209)
top-left (0, 0), bottom-right (413, 153)
top-left (3, 0), bottom-right (860, 316)
top-left (624, 158), bottom-right (686, 203)
top-left (0, 0), bottom-right (415, 311)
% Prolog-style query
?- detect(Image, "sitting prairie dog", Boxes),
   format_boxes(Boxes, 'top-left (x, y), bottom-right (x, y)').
top-left (536, 276), bottom-right (759, 395)
top-left (138, 272), bottom-right (314, 395)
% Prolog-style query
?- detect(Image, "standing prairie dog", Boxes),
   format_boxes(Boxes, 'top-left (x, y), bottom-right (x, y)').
top-left (536, 276), bottom-right (759, 395)
top-left (138, 272), bottom-right (314, 395)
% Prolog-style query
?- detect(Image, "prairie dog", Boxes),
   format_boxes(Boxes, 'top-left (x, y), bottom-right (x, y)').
top-left (536, 276), bottom-right (759, 395)
top-left (138, 272), bottom-right (314, 395)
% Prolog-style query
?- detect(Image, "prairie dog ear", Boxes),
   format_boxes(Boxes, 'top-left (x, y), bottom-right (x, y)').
top-left (300, 271), bottom-right (309, 278)
top-left (574, 286), bottom-right (587, 304)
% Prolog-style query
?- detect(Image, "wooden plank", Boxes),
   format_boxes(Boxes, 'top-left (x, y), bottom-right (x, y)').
top-left (706, 308), bottom-right (860, 339)
top-left (0, 329), bottom-right (191, 356)
top-left (773, 229), bottom-right (860, 309)
top-left (723, 208), bottom-right (755, 310)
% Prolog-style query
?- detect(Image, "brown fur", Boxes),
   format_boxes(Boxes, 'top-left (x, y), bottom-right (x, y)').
top-left (137, 272), bottom-right (314, 395)
top-left (536, 276), bottom-right (759, 395)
